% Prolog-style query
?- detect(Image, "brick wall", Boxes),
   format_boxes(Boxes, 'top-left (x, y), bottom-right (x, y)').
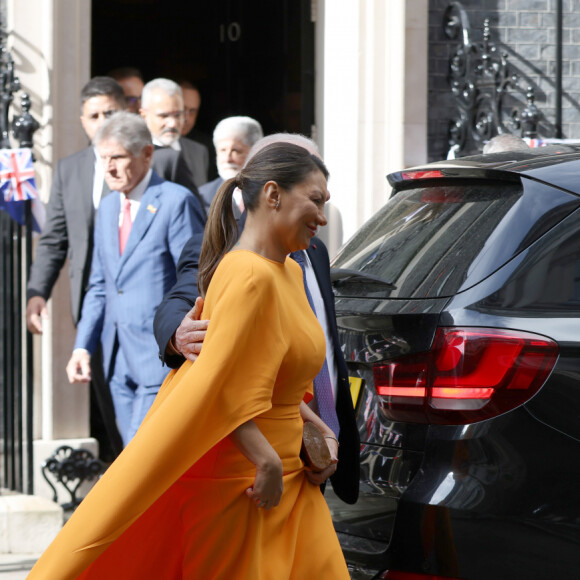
top-left (428, 0), bottom-right (580, 161)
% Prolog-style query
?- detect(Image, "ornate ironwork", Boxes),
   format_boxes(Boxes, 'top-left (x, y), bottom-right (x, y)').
top-left (0, 45), bottom-right (19, 148)
top-left (444, 2), bottom-right (539, 157)
top-left (13, 92), bottom-right (39, 149)
top-left (41, 446), bottom-right (105, 511)
top-left (0, 0), bottom-right (39, 496)
top-left (518, 87), bottom-right (541, 139)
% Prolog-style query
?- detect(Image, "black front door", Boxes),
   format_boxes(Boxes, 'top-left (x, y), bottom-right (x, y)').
top-left (91, 0), bottom-right (315, 139)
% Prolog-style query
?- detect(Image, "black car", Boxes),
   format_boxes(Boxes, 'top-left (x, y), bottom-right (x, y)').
top-left (327, 150), bottom-right (580, 580)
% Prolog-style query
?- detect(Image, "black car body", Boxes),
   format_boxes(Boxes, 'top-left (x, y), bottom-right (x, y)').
top-left (328, 151), bottom-right (580, 580)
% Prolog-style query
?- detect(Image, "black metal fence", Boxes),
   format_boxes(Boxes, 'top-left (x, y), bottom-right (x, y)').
top-left (0, 208), bottom-right (34, 494)
top-left (0, 7), bottom-right (38, 494)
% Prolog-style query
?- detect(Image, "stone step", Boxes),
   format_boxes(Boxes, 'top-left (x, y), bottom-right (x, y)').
top-left (0, 493), bottom-right (62, 555)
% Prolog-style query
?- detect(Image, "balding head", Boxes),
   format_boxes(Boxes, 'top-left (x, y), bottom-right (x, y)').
top-left (246, 133), bottom-right (320, 165)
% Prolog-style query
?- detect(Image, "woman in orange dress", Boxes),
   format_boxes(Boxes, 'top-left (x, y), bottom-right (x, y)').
top-left (28, 142), bottom-right (350, 579)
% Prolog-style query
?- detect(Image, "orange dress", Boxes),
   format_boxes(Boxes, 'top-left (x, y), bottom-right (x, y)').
top-left (28, 250), bottom-right (350, 579)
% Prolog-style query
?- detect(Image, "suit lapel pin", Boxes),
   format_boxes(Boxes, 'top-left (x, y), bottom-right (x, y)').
top-left (147, 204), bottom-right (158, 214)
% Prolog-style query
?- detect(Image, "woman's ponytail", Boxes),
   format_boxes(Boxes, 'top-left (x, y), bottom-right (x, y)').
top-left (198, 142), bottom-right (329, 296)
top-left (198, 177), bottom-right (239, 296)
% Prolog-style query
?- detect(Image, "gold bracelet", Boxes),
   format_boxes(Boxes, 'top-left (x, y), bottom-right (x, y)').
top-left (324, 436), bottom-right (339, 446)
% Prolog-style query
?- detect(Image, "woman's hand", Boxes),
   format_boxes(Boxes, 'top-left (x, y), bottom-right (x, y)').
top-left (305, 460), bottom-right (337, 486)
top-left (299, 401), bottom-right (340, 486)
top-left (231, 419), bottom-right (284, 510)
top-left (245, 457), bottom-right (284, 510)
top-left (304, 435), bottom-right (338, 486)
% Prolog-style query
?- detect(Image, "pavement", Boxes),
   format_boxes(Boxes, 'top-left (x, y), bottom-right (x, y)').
top-left (0, 554), bottom-right (38, 578)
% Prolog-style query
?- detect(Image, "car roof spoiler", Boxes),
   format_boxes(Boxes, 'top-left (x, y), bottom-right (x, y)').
top-left (388, 150), bottom-right (580, 196)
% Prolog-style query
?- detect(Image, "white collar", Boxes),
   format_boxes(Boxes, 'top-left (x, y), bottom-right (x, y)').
top-left (152, 137), bottom-right (181, 151)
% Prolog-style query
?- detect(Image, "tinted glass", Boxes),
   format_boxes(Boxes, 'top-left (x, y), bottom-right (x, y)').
top-left (333, 180), bottom-right (579, 299)
top-left (484, 207), bottom-right (580, 315)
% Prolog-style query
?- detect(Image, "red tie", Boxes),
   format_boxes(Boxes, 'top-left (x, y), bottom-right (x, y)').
top-left (119, 196), bottom-right (132, 255)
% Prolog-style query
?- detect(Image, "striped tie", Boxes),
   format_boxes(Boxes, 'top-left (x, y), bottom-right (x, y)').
top-left (291, 251), bottom-right (340, 436)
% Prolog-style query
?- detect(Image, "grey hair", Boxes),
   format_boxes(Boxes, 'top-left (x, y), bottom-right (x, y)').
top-left (212, 116), bottom-right (264, 148)
top-left (141, 78), bottom-right (183, 108)
top-left (93, 111), bottom-right (152, 155)
top-left (482, 133), bottom-right (530, 154)
top-left (246, 132), bottom-right (320, 164)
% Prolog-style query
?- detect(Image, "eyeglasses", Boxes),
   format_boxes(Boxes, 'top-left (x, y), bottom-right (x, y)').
top-left (126, 96), bottom-right (141, 107)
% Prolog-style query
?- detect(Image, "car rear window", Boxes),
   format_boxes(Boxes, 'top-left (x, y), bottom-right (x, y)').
top-left (332, 179), bottom-right (580, 299)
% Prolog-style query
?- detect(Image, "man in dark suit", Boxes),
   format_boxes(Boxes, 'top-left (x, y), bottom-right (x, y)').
top-left (67, 112), bottom-right (204, 446)
top-left (140, 78), bottom-right (209, 202)
top-left (153, 134), bottom-right (360, 505)
top-left (26, 77), bottom-right (125, 332)
top-left (178, 80), bottom-right (217, 180)
top-left (107, 66), bottom-right (144, 114)
top-left (198, 115), bottom-right (263, 215)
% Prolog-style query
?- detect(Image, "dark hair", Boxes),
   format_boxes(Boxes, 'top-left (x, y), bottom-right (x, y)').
top-left (178, 80), bottom-right (200, 92)
top-left (107, 66), bottom-right (143, 81)
top-left (80, 76), bottom-right (126, 109)
top-left (198, 142), bottom-right (329, 296)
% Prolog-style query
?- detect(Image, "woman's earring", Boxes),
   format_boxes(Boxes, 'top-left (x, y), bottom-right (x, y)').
top-left (275, 200), bottom-right (280, 210)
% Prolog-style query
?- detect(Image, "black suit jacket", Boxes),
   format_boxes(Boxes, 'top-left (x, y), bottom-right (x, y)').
top-left (152, 147), bottom-right (207, 219)
top-left (179, 137), bottom-right (209, 188)
top-left (304, 240), bottom-right (360, 504)
top-left (186, 127), bottom-right (217, 181)
top-left (153, 139), bottom-right (209, 195)
top-left (199, 177), bottom-right (245, 223)
top-left (153, 235), bottom-right (360, 504)
top-left (198, 177), bottom-right (224, 212)
top-left (27, 147), bottom-right (101, 324)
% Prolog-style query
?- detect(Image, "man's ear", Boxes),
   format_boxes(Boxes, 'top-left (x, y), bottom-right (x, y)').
top-left (263, 180), bottom-right (280, 210)
top-left (143, 143), bottom-right (154, 163)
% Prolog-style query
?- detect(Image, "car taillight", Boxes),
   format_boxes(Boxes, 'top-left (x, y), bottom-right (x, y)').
top-left (380, 570), bottom-right (463, 579)
top-left (401, 169), bottom-right (446, 180)
top-left (373, 327), bottom-right (558, 425)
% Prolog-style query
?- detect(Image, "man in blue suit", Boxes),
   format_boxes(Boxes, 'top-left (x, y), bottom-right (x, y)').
top-left (66, 111), bottom-right (205, 446)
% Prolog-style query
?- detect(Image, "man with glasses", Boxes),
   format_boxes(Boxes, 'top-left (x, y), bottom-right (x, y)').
top-left (140, 78), bottom-right (209, 199)
top-left (107, 67), bottom-right (144, 114)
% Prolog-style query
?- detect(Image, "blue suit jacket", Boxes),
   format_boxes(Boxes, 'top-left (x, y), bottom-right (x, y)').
top-left (75, 172), bottom-right (205, 387)
top-left (198, 176), bottom-right (223, 212)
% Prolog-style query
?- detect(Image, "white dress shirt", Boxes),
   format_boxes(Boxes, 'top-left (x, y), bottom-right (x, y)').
top-left (92, 147), bottom-right (105, 209)
top-left (152, 137), bottom-right (181, 151)
top-left (118, 168), bottom-right (152, 227)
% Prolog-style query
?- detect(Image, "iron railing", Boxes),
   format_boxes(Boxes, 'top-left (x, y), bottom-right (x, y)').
top-left (0, 7), bottom-right (38, 494)
top-left (443, 2), bottom-right (541, 157)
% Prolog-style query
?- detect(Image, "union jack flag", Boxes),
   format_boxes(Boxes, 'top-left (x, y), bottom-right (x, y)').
top-left (0, 148), bottom-right (44, 232)
top-left (0, 148), bottom-right (39, 201)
